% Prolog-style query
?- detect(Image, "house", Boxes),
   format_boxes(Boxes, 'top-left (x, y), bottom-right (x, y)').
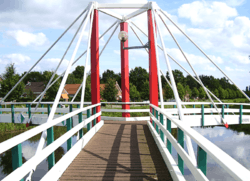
top-left (24, 82), bottom-right (45, 98)
top-left (62, 82), bottom-right (122, 102)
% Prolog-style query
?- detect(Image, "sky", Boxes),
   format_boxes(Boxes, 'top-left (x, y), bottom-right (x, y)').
top-left (0, 0), bottom-right (249, 90)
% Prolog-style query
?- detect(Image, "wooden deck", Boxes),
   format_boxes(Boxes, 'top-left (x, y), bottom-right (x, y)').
top-left (59, 121), bottom-right (173, 181)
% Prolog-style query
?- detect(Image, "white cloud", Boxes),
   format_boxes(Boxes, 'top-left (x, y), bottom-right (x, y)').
top-left (234, 146), bottom-right (245, 158)
top-left (225, 66), bottom-right (247, 72)
top-left (204, 65), bottom-right (216, 71)
top-left (224, 0), bottom-right (246, 6)
top-left (0, 54), bottom-right (31, 65)
top-left (225, 66), bottom-right (234, 71)
top-left (178, 1), bottom-right (238, 28)
top-left (198, 127), bottom-right (226, 138)
top-left (7, 30), bottom-right (48, 47)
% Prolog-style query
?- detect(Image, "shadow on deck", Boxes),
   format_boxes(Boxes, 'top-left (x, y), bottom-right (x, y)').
top-left (59, 121), bottom-right (173, 181)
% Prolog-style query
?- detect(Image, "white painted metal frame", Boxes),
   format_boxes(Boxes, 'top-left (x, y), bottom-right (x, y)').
top-left (150, 103), bottom-right (250, 181)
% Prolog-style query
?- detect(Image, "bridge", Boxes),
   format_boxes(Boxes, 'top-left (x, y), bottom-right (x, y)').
top-left (0, 2), bottom-right (250, 181)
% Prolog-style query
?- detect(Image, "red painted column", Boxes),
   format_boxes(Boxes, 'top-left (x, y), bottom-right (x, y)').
top-left (91, 9), bottom-right (100, 123)
top-left (148, 10), bottom-right (158, 122)
top-left (120, 22), bottom-right (130, 117)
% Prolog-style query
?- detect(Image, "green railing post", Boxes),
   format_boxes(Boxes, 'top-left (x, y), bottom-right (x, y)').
top-left (47, 105), bottom-right (55, 170)
top-left (201, 105), bottom-right (204, 126)
top-left (240, 105), bottom-right (243, 124)
top-left (155, 110), bottom-right (159, 133)
top-left (58, 104), bottom-right (61, 115)
top-left (93, 107), bottom-right (96, 126)
top-left (210, 104), bottom-right (213, 115)
top-left (167, 119), bottom-right (172, 153)
top-left (178, 128), bottom-right (184, 174)
top-left (227, 104), bottom-right (229, 115)
top-left (77, 105), bottom-right (83, 139)
top-left (221, 104), bottom-right (224, 124)
top-left (152, 108), bottom-right (155, 126)
top-left (12, 144), bottom-right (24, 181)
top-left (174, 104), bottom-right (176, 116)
top-left (11, 104), bottom-right (15, 123)
top-left (197, 146), bottom-right (207, 175)
top-left (193, 104), bottom-right (195, 115)
top-left (41, 104), bottom-right (44, 114)
top-left (27, 104), bottom-right (31, 120)
top-left (67, 105), bottom-right (73, 151)
top-left (0, 104), bottom-right (2, 114)
top-left (160, 114), bottom-right (164, 141)
top-left (87, 109), bottom-right (91, 131)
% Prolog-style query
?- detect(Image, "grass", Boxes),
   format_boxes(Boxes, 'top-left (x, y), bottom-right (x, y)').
top-left (0, 123), bottom-right (36, 133)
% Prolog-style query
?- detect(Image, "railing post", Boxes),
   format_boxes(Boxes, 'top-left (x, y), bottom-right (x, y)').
top-left (174, 104), bottom-right (176, 116)
top-left (227, 104), bottom-right (229, 115)
top-left (41, 104), bottom-right (44, 114)
top-left (178, 128), bottom-right (184, 174)
top-left (210, 104), bottom-right (213, 115)
top-left (47, 104), bottom-right (55, 170)
top-left (221, 104), bottom-right (224, 124)
top-left (67, 105), bottom-right (73, 151)
top-left (0, 104), bottom-right (2, 114)
top-left (87, 109), bottom-right (91, 131)
top-left (201, 104), bottom-right (204, 126)
top-left (167, 118), bottom-right (172, 153)
top-left (193, 104), bottom-right (195, 115)
top-left (155, 110), bottom-right (159, 133)
top-left (152, 108), bottom-right (155, 126)
top-left (27, 104), bottom-right (31, 120)
top-left (239, 105), bottom-right (243, 124)
top-left (11, 104), bottom-right (15, 123)
top-left (93, 107), bottom-right (96, 126)
top-left (77, 104), bottom-right (83, 139)
top-left (160, 113), bottom-right (164, 141)
top-left (12, 144), bottom-right (24, 181)
top-left (58, 104), bottom-right (61, 115)
top-left (197, 146), bottom-right (207, 175)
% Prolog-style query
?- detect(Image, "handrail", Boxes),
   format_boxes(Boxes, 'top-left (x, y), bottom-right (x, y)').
top-left (150, 103), bottom-right (250, 181)
top-left (2, 111), bottom-right (101, 181)
top-left (0, 103), bottom-right (100, 154)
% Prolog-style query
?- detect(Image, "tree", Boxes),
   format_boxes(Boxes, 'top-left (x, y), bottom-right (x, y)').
top-left (186, 75), bottom-right (198, 89)
top-left (177, 83), bottom-right (185, 101)
top-left (130, 83), bottom-right (140, 101)
top-left (74, 76), bottom-right (91, 101)
top-left (140, 80), bottom-right (149, 100)
top-left (218, 87), bottom-right (225, 99)
top-left (129, 67), bottom-right (149, 93)
top-left (167, 70), bottom-right (186, 86)
top-left (21, 71), bottom-right (44, 84)
top-left (192, 87), bottom-right (199, 98)
top-left (102, 78), bottom-right (118, 102)
top-left (66, 74), bottom-right (82, 84)
top-left (42, 71), bottom-right (60, 101)
top-left (0, 63), bottom-right (25, 101)
top-left (185, 85), bottom-right (192, 97)
top-left (213, 89), bottom-right (219, 98)
top-left (199, 87), bottom-right (206, 99)
top-left (101, 69), bottom-right (117, 83)
top-left (72, 66), bottom-right (85, 79)
top-left (163, 83), bottom-right (173, 100)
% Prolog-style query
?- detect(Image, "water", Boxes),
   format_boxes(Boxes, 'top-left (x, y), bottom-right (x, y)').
top-left (0, 124), bottom-right (250, 180)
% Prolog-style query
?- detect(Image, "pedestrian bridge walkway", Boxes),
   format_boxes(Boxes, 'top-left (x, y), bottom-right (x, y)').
top-left (60, 121), bottom-right (172, 181)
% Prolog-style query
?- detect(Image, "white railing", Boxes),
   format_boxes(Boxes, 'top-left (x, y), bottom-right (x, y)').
top-left (0, 103), bottom-right (101, 181)
top-left (149, 103), bottom-right (250, 181)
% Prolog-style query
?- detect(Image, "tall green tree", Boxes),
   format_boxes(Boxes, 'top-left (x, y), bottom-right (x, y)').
top-left (177, 83), bottom-right (185, 101)
top-left (129, 67), bottom-right (149, 92)
top-left (167, 70), bottom-right (186, 86)
top-left (140, 80), bottom-right (149, 100)
top-left (42, 71), bottom-right (60, 101)
top-left (185, 85), bottom-right (192, 98)
top-left (102, 78), bottom-right (118, 102)
top-left (186, 75), bottom-right (198, 89)
top-left (130, 83), bottom-right (140, 101)
top-left (213, 89), bottom-right (219, 98)
top-left (218, 87), bottom-right (225, 99)
top-left (74, 76), bottom-right (91, 101)
top-left (72, 66), bottom-right (85, 79)
top-left (21, 71), bottom-right (44, 84)
top-left (163, 83), bottom-right (174, 100)
top-left (192, 87), bottom-right (199, 98)
top-left (199, 87), bottom-right (206, 99)
top-left (0, 63), bottom-right (25, 101)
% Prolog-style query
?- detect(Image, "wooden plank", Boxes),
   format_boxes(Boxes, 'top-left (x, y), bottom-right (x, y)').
top-left (59, 121), bottom-right (173, 180)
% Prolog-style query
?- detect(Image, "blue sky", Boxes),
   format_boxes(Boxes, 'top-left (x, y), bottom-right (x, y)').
top-left (0, 0), bottom-right (249, 90)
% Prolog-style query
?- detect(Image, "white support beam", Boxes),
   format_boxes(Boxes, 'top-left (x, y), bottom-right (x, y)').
top-left (98, 3), bottom-right (149, 9)
top-left (124, 8), bottom-right (147, 21)
top-left (98, 9), bottom-right (123, 20)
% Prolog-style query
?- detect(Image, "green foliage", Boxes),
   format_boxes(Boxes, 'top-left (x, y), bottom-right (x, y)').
top-left (21, 71), bottom-right (44, 84)
top-left (0, 63), bottom-right (25, 101)
top-left (43, 71), bottom-right (60, 101)
top-left (72, 66), bottom-right (85, 79)
top-left (192, 87), bottom-right (199, 98)
top-left (177, 83), bottom-right (185, 100)
top-left (199, 87), bottom-right (206, 99)
top-left (140, 80), bottom-right (149, 100)
top-left (185, 85), bottom-right (192, 98)
top-left (164, 83), bottom-right (173, 100)
top-left (186, 75), bottom-right (198, 89)
top-left (66, 73), bottom-right (82, 84)
top-left (129, 67), bottom-right (149, 93)
top-left (218, 87), bottom-right (225, 99)
top-left (102, 78), bottom-right (118, 102)
top-left (129, 83), bottom-right (140, 101)
top-left (213, 89), bottom-right (219, 98)
top-left (101, 69), bottom-right (120, 85)
top-left (167, 70), bottom-right (186, 86)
